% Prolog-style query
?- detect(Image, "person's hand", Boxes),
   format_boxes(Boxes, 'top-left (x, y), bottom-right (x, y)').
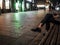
top-left (38, 23), bottom-right (43, 28)
top-left (53, 15), bottom-right (59, 18)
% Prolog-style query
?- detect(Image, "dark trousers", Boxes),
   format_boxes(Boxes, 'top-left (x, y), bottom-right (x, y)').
top-left (43, 20), bottom-right (60, 30)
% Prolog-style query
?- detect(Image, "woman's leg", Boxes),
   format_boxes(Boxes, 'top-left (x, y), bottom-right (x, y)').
top-left (45, 22), bottom-right (50, 31)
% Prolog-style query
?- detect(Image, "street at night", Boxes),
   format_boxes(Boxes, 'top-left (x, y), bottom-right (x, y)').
top-left (0, 9), bottom-right (60, 45)
top-left (0, 10), bottom-right (48, 45)
top-left (0, 0), bottom-right (60, 45)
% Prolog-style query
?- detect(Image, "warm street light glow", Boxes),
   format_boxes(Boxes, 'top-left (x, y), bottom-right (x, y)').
top-left (37, 4), bottom-right (49, 9)
top-left (37, 5), bottom-right (45, 8)
top-left (45, 5), bottom-right (49, 8)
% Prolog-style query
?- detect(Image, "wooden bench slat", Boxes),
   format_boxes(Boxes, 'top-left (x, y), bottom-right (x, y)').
top-left (50, 25), bottom-right (58, 45)
top-left (56, 25), bottom-right (60, 45)
top-left (39, 25), bottom-right (54, 45)
top-left (44, 25), bottom-right (56, 45)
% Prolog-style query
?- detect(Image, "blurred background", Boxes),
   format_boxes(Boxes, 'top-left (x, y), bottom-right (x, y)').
top-left (0, 0), bottom-right (60, 13)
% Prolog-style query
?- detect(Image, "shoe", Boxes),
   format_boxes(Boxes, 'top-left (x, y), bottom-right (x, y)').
top-left (46, 29), bottom-right (49, 31)
top-left (46, 28), bottom-right (49, 31)
top-left (31, 28), bottom-right (41, 32)
top-left (43, 33), bottom-right (45, 36)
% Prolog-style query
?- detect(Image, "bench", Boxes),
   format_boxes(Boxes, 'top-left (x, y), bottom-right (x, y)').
top-left (12, 24), bottom-right (59, 45)
top-left (39, 25), bottom-right (59, 45)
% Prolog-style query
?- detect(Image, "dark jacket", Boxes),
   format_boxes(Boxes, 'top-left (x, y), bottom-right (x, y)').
top-left (41, 13), bottom-right (54, 24)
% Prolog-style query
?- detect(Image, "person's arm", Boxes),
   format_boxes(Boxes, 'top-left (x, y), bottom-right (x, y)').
top-left (38, 14), bottom-right (49, 28)
top-left (53, 15), bottom-right (59, 18)
top-left (38, 18), bottom-right (46, 28)
top-left (38, 23), bottom-right (43, 28)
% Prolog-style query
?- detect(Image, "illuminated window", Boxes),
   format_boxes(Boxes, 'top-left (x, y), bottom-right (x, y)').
top-left (37, 5), bottom-right (45, 8)
top-left (0, 0), bottom-right (3, 9)
top-left (5, 0), bottom-right (9, 9)
top-left (27, 0), bottom-right (32, 2)
top-left (22, 1), bottom-right (24, 11)
top-left (15, 1), bottom-right (22, 11)
top-left (26, 3), bottom-right (30, 9)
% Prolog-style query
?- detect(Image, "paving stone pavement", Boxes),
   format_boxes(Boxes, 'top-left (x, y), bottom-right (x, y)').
top-left (0, 10), bottom-right (49, 45)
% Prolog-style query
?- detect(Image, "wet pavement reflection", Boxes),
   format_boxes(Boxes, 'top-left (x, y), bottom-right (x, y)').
top-left (0, 10), bottom-right (47, 38)
top-left (0, 10), bottom-right (48, 45)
